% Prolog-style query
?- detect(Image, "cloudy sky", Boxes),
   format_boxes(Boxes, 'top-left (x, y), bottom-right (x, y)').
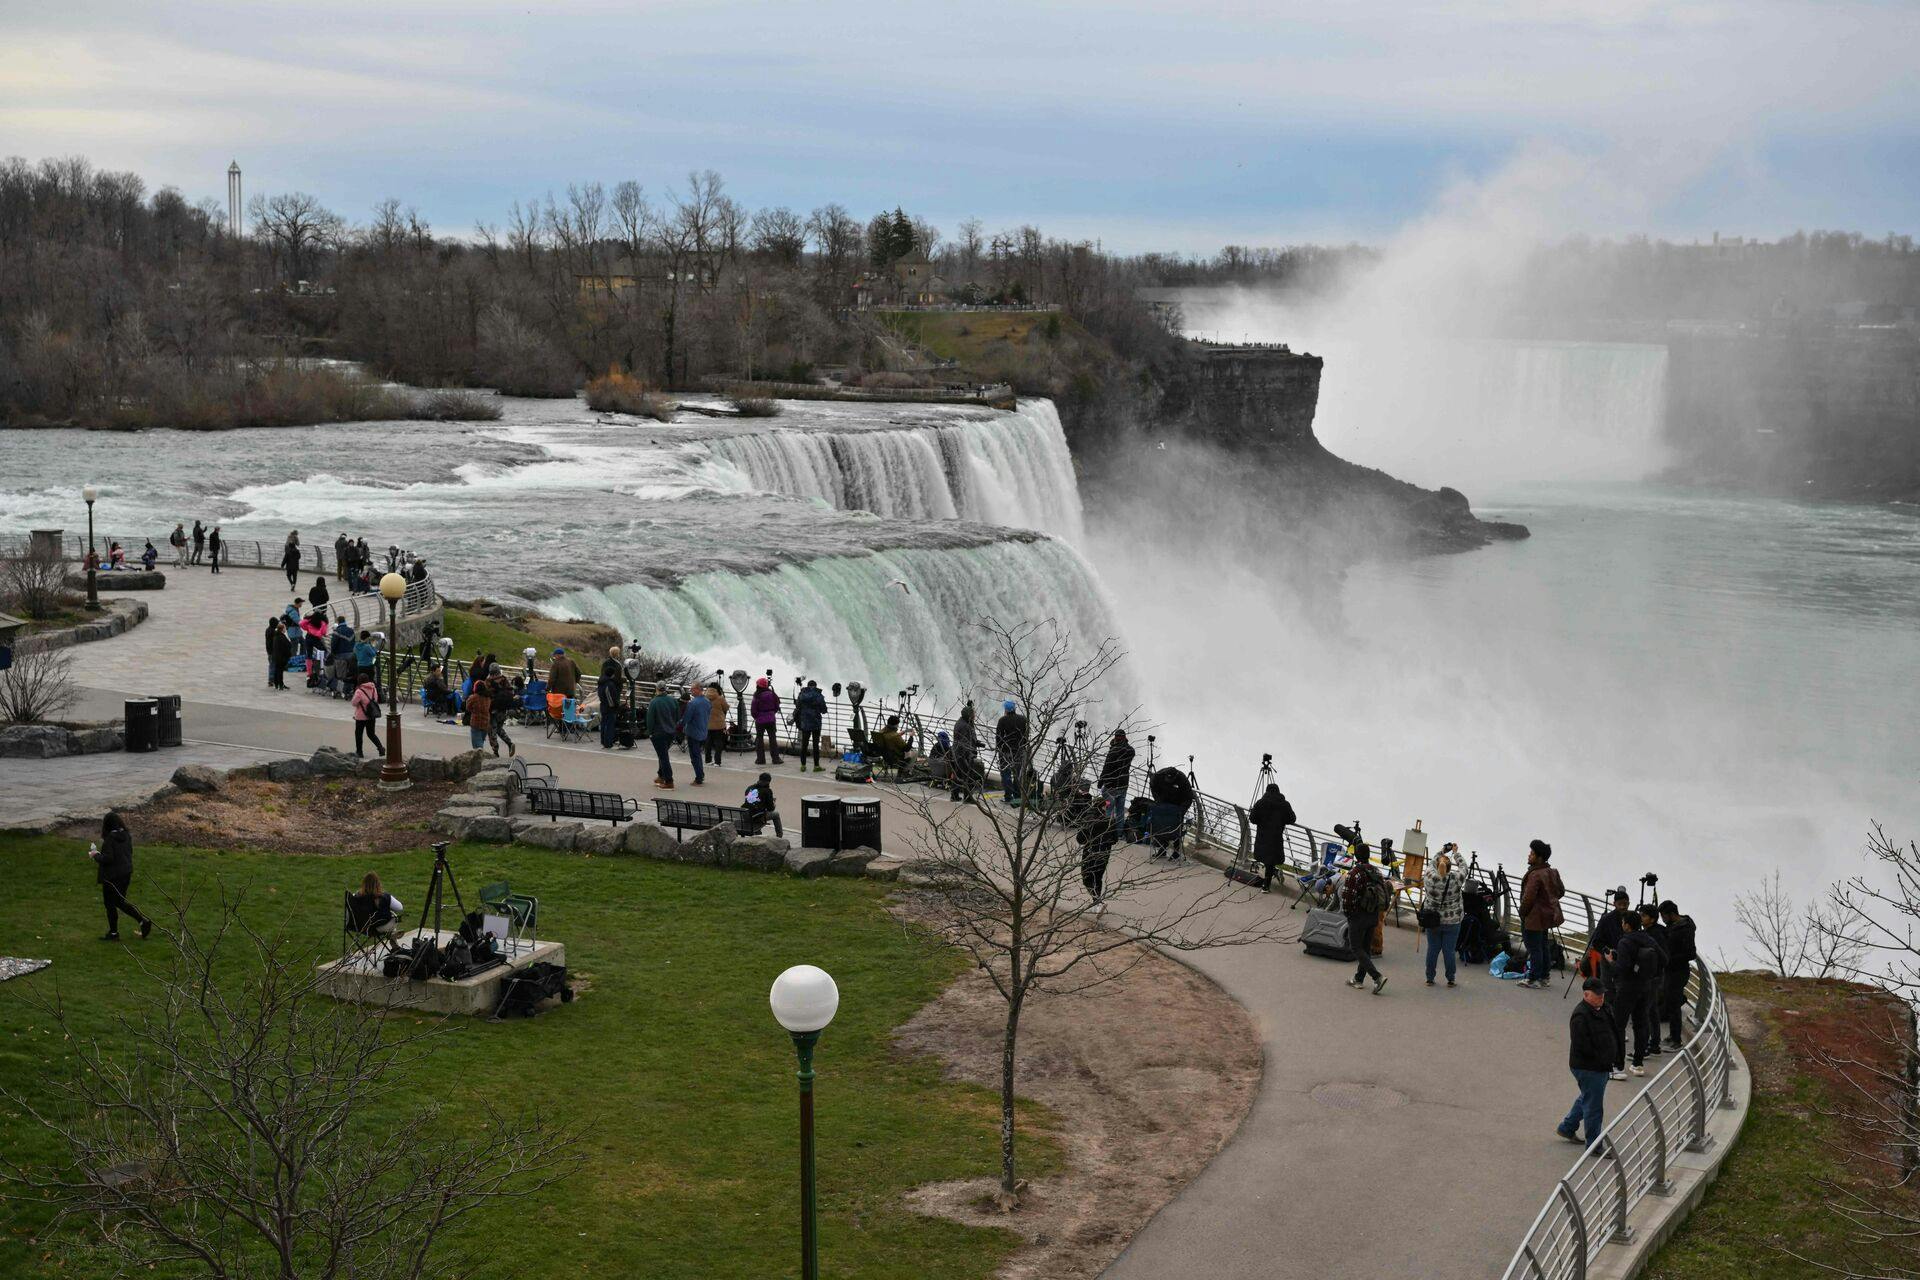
top-left (3, 0), bottom-right (1916, 252)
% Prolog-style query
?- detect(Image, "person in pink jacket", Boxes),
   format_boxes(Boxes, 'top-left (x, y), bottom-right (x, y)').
top-left (350, 676), bottom-right (385, 758)
top-left (750, 676), bottom-right (784, 765)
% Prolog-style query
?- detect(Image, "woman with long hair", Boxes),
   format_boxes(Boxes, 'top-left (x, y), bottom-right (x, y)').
top-left (91, 811), bottom-right (151, 941)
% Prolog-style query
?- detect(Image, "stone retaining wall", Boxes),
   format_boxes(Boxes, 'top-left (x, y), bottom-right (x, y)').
top-left (13, 598), bottom-right (147, 655)
top-left (0, 720), bottom-right (125, 758)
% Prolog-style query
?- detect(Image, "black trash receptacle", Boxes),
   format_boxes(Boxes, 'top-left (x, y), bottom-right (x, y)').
top-left (800, 794), bottom-right (842, 850)
top-left (154, 694), bottom-right (182, 748)
top-left (124, 699), bottom-right (159, 753)
top-left (840, 797), bottom-right (882, 852)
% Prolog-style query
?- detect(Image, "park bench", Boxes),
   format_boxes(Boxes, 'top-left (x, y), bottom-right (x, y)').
top-left (653, 798), bottom-right (768, 844)
top-left (526, 786), bottom-right (637, 824)
top-left (507, 757), bottom-right (556, 795)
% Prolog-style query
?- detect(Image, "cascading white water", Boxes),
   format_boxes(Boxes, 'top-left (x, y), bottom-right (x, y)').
top-left (697, 400), bottom-right (1085, 543)
top-left (546, 536), bottom-right (1129, 706)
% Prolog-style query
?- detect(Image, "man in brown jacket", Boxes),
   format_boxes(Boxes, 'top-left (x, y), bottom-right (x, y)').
top-left (705, 681), bottom-right (730, 767)
top-left (547, 647), bottom-right (580, 697)
top-left (1519, 839), bottom-right (1565, 989)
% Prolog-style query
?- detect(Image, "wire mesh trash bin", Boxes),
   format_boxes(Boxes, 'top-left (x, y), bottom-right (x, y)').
top-left (801, 794), bottom-right (842, 850)
top-left (840, 797), bottom-right (881, 852)
top-left (124, 699), bottom-right (159, 753)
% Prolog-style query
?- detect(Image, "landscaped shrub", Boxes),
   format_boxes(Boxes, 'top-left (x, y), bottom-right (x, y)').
top-left (413, 388), bottom-right (504, 421)
top-left (585, 367), bottom-right (676, 421)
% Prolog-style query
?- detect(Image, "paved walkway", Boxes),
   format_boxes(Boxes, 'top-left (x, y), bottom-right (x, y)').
top-left (10, 570), bottom-right (1647, 1278)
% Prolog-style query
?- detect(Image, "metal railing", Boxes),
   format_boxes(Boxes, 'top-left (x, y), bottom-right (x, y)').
top-left (1, 530), bottom-right (419, 581)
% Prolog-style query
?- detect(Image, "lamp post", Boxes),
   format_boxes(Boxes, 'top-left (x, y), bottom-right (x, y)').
top-left (770, 965), bottom-right (839, 1280)
top-left (81, 485), bottom-right (99, 612)
top-left (377, 572), bottom-right (411, 791)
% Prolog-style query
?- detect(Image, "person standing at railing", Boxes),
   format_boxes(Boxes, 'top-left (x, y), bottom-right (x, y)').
top-left (547, 647), bottom-right (579, 699)
top-left (170, 523), bottom-right (188, 567)
top-left (333, 533), bottom-right (349, 582)
top-left (597, 647), bottom-right (625, 750)
top-left (794, 679), bottom-right (827, 772)
top-left (1248, 783), bottom-right (1295, 891)
top-left (1637, 904), bottom-right (1670, 1059)
top-left (281, 531), bottom-right (301, 590)
top-left (949, 701), bottom-right (980, 802)
top-left (995, 700), bottom-right (1028, 806)
top-left (207, 526), bottom-right (222, 574)
top-left (750, 677), bottom-right (784, 765)
top-left (1421, 849), bottom-right (1466, 986)
top-left (1098, 729), bottom-right (1134, 824)
top-left (1518, 840), bottom-right (1564, 990)
top-left (1558, 978), bottom-right (1614, 1148)
top-left (1609, 912), bottom-right (1658, 1077)
top-left (192, 520), bottom-right (206, 565)
top-left (1658, 902), bottom-right (1697, 1050)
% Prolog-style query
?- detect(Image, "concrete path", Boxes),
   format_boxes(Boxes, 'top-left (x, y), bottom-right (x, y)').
top-left (10, 570), bottom-right (1650, 1279)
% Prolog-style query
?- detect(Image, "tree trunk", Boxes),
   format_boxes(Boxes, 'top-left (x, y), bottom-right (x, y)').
top-left (998, 997), bottom-right (1023, 1208)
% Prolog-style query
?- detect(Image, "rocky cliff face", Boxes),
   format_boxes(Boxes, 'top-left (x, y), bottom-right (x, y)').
top-left (1063, 342), bottom-right (1527, 557)
top-left (1665, 331), bottom-right (1920, 501)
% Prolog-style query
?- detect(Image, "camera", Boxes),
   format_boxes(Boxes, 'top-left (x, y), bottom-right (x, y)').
top-left (1639, 873), bottom-right (1659, 886)
top-left (1261, 752), bottom-right (1273, 765)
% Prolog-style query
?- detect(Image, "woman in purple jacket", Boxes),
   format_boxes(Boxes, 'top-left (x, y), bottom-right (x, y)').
top-left (750, 677), bottom-right (784, 765)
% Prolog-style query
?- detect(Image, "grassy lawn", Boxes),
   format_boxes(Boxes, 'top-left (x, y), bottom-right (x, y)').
top-left (1643, 973), bottom-right (1916, 1279)
top-left (0, 833), bottom-right (1052, 1278)
top-left (441, 605), bottom-right (544, 662)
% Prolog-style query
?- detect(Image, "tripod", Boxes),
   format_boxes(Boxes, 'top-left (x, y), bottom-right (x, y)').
top-left (1250, 756), bottom-right (1277, 807)
top-left (411, 841), bottom-right (471, 941)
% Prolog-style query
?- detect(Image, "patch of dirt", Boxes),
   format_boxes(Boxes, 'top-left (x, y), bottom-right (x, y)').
top-left (891, 909), bottom-right (1261, 1280)
top-left (71, 775), bottom-right (460, 854)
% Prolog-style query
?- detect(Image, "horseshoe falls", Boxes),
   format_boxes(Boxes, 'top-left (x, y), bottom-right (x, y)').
top-left (695, 399), bottom-right (1085, 543)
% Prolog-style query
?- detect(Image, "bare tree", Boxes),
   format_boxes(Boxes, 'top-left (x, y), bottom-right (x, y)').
top-left (0, 646), bottom-right (79, 724)
top-left (0, 542), bottom-right (71, 620)
top-left (247, 191), bottom-right (345, 284)
top-left (0, 892), bottom-right (575, 1278)
top-left (749, 206), bottom-right (806, 266)
top-left (1734, 869), bottom-right (1868, 978)
top-left (882, 619), bottom-right (1286, 1210)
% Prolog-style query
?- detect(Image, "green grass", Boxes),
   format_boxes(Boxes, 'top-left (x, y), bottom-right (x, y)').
top-left (441, 606), bottom-right (544, 664)
top-left (0, 834), bottom-right (1052, 1278)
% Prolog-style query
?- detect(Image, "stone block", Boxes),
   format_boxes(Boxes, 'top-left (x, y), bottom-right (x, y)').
top-left (463, 815), bottom-right (514, 844)
top-left (227, 763), bottom-right (272, 781)
top-left (862, 853), bottom-right (908, 882)
top-left (407, 753), bottom-right (448, 783)
top-left (171, 764), bottom-right (223, 794)
top-left (71, 726), bottom-right (124, 754)
top-left (431, 805), bottom-right (498, 836)
top-left (824, 847), bottom-right (880, 877)
top-left (67, 570), bottom-right (165, 591)
top-left (266, 758), bottom-right (312, 783)
top-left (0, 724), bottom-right (74, 758)
top-left (576, 824), bottom-right (624, 855)
top-left (467, 772), bottom-right (511, 795)
top-left (684, 825), bottom-right (733, 866)
top-left (784, 848), bottom-right (834, 878)
top-left (307, 747), bottom-right (361, 778)
top-left (620, 820), bottom-right (678, 860)
top-left (357, 758), bottom-right (384, 779)
top-left (517, 821), bottom-right (582, 851)
top-left (729, 834), bottom-right (791, 872)
top-left (447, 749), bottom-right (489, 781)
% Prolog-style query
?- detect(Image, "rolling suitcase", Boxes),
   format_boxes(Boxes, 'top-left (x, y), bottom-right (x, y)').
top-left (1300, 907), bottom-right (1354, 961)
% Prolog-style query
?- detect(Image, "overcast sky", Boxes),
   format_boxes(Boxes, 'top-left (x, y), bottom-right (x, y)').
top-left (3, 0), bottom-right (1916, 252)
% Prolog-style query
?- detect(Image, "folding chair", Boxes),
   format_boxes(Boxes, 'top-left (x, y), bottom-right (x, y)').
top-left (341, 890), bottom-right (400, 967)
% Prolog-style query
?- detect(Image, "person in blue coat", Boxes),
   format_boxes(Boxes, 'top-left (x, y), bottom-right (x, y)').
top-left (794, 679), bottom-right (828, 772)
top-left (646, 685), bottom-right (682, 789)
top-left (682, 686), bottom-right (711, 785)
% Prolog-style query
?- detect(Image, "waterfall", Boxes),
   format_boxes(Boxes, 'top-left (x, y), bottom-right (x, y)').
top-left (544, 536), bottom-right (1131, 706)
top-left (697, 400), bottom-right (1085, 543)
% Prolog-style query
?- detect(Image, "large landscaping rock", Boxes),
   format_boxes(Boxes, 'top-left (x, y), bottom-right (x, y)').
top-left (463, 815), bottom-right (514, 843)
top-left (516, 820), bottom-right (582, 851)
top-left (307, 747), bottom-right (361, 778)
top-left (266, 758), bottom-right (312, 783)
top-left (729, 834), bottom-right (791, 872)
top-left (576, 824), bottom-right (624, 855)
top-left (0, 724), bottom-right (73, 758)
top-left (447, 749), bottom-right (489, 781)
top-left (357, 758), bottom-right (384, 779)
top-left (824, 847), bottom-right (880, 877)
top-left (620, 820), bottom-right (678, 860)
top-left (683, 825), bottom-right (733, 866)
top-left (70, 725), bottom-right (123, 753)
top-left (431, 805), bottom-right (499, 836)
top-left (407, 753), bottom-right (448, 783)
top-left (862, 853), bottom-right (909, 882)
top-left (171, 764), bottom-right (223, 794)
top-left (784, 848), bottom-right (834, 878)
top-left (66, 570), bottom-right (165, 591)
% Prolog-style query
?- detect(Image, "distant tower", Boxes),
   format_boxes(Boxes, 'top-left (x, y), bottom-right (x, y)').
top-left (227, 161), bottom-right (242, 237)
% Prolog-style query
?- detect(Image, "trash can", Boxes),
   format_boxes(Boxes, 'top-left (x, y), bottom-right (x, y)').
top-left (840, 797), bottom-right (882, 852)
top-left (154, 693), bottom-right (182, 748)
top-left (800, 794), bottom-right (842, 850)
top-left (124, 699), bottom-right (159, 753)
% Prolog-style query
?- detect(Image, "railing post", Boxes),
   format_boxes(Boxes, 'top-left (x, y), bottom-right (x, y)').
top-left (1645, 1091), bottom-right (1675, 1196)
top-left (1601, 1136), bottom-right (1636, 1243)
top-left (1718, 1007), bottom-right (1739, 1108)
top-left (1677, 1045), bottom-right (1714, 1153)
top-left (1520, 1243), bottom-right (1547, 1280)
top-left (1692, 958), bottom-right (1711, 1025)
top-left (1557, 1179), bottom-right (1589, 1279)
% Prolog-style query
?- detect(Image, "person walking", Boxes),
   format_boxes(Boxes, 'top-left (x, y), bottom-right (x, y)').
top-left (1077, 795), bottom-right (1118, 913)
top-left (597, 647), bottom-right (625, 749)
top-left (1658, 901), bottom-right (1698, 1049)
top-left (1421, 847), bottom-right (1466, 986)
top-left (485, 672), bottom-right (517, 758)
top-left (683, 684), bottom-right (710, 785)
top-left (463, 678), bottom-right (492, 754)
top-left (995, 699), bottom-right (1029, 804)
top-left (548, 647), bottom-right (580, 698)
top-left (949, 701), bottom-right (981, 802)
top-left (206, 525), bottom-right (222, 573)
top-left (333, 532), bottom-right (349, 581)
top-left (1098, 729), bottom-right (1135, 824)
top-left (647, 683), bottom-right (681, 789)
top-left (750, 677), bottom-right (783, 764)
top-left (267, 618), bottom-right (293, 690)
top-left (350, 674), bottom-right (385, 758)
top-left (1342, 857), bottom-right (1390, 994)
top-left (90, 812), bottom-right (153, 941)
top-left (794, 679), bottom-right (827, 771)
top-left (1518, 839), bottom-right (1564, 989)
top-left (1558, 978), bottom-right (1615, 1148)
top-left (1609, 911), bottom-right (1658, 1077)
top-left (169, 522), bottom-right (188, 567)
top-left (1248, 783), bottom-right (1296, 891)
top-left (743, 772), bottom-right (783, 836)
top-left (281, 531), bottom-right (301, 590)
top-left (705, 681), bottom-right (729, 767)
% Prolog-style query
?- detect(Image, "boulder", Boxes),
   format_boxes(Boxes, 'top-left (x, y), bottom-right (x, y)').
top-left (620, 820), bottom-right (678, 860)
top-left (784, 848), bottom-right (835, 878)
top-left (265, 758), bottom-right (312, 783)
top-left (0, 724), bottom-right (74, 759)
top-left (70, 725), bottom-right (124, 754)
top-left (357, 758), bottom-right (384, 779)
top-left (467, 772), bottom-right (512, 795)
top-left (407, 753), bottom-right (448, 783)
top-left (576, 824), bottom-right (624, 855)
top-left (683, 825), bottom-right (733, 866)
top-left (862, 853), bottom-right (909, 882)
top-left (66, 570), bottom-right (165, 591)
top-left (307, 747), bottom-right (361, 778)
top-left (463, 815), bottom-right (515, 844)
top-left (431, 805), bottom-right (499, 836)
top-left (516, 820), bottom-right (582, 851)
top-left (824, 847), bottom-right (880, 877)
top-left (171, 764), bottom-right (223, 794)
top-left (447, 749), bottom-right (489, 781)
top-left (454, 793), bottom-right (506, 816)
top-left (729, 834), bottom-right (791, 872)
top-left (227, 763), bottom-right (272, 781)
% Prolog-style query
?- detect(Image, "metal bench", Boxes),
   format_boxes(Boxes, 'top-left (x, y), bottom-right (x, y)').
top-left (653, 798), bottom-right (768, 843)
top-left (506, 757), bottom-right (555, 796)
top-left (525, 786), bottom-right (636, 824)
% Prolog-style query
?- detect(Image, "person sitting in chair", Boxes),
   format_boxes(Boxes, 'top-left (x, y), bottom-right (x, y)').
top-left (350, 872), bottom-right (403, 936)
top-left (743, 773), bottom-right (784, 838)
top-left (423, 668), bottom-right (458, 718)
top-left (871, 715), bottom-right (911, 770)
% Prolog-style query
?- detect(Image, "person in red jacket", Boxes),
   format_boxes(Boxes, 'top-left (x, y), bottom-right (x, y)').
top-left (1518, 839), bottom-right (1565, 989)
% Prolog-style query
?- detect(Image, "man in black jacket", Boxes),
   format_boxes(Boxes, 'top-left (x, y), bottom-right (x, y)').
top-left (1590, 889), bottom-right (1634, 956)
top-left (1610, 912), bottom-right (1659, 1076)
top-left (1098, 730), bottom-right (1134, 824)
top-left (995, 700), bottom-right (1029, 805)
top-left (1558, 978), bottom-right (1614, 1148)
top-left (597, 647), bottom-right (625, 750)
top-left (1637, 904), bottom-right (1669, 1057)
top-left (1659, 900), bottom-right (1699, 1049)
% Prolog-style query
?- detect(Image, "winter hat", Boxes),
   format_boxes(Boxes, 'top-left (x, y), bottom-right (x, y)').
top-left (1003, 699), bottom-right (1016, 712)
top-left (552, 647), bottom-right (565, 655)
top-left (756, 677), bottom-right (770, 689)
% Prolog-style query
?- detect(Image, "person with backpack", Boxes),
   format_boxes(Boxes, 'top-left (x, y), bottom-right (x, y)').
top-left (485, 672), bottom-right (517, 759)
top-left (794, 679), bottom-right (828, 772)
top-left (281, 531), bottom-right (302, 589)
top-left (350, 675), bottom-right (385, 758)
top-left (1248, 783), bottom-right (1296, 891)
top-left (1341, 859), bottom-right (1390, 995)
top-left (646, 683), bottom-right (682, 789)
top-left (1558, 978), bottom-right (1615, 1148)
top-left (743, 773), bottom-right (783, 836)
top-left (1609, 911), bottom-right (1659, 1077)
top-left (1518, 839), bottom-right (1565, 989)
top-left (1658, 901), bottom-right (1698, 1049)
top-left (683, 685), bottom-right (711, 785)
top-left (1421, 847), bottom-right (1467, 986)
top-left (750, 677), bottom-right (784, 765)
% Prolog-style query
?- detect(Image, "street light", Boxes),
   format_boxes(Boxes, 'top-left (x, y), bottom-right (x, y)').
top-left (81, 485), bottom-right (99, 612)
top-left (377, 572), bottom-right (411, 791)
top-left (769, 964), bottom-right (839, 1280)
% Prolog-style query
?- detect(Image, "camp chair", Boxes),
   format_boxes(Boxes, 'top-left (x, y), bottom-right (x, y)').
top-left (341, 890), bottom-right (400, 968)
top-left (479, 881), bottom-right (538, 949)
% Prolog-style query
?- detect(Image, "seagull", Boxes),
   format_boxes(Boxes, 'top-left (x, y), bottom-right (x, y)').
top-left (888, 579), bottom-right (912, 594)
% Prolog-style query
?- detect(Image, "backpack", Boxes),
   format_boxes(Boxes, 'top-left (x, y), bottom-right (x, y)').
top-left (1354, 869), bottom-right (1389, 915)
top-left (494, 962), bottom-right (573, 1018)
